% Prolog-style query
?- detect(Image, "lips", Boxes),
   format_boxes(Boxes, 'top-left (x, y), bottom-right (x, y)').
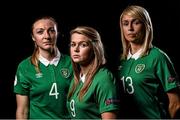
top-left (72, 55), bottom-right (80, 59)
top-left (128, 33), bottom-right (136, 36)
top-left (43, 42), bottom-right (52, 45)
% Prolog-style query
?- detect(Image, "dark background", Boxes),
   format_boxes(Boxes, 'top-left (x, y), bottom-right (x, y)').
top-left (0, 0), bottom-right (180, 118)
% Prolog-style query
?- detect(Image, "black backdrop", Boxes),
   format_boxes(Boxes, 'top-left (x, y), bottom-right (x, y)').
top-left (0, 0), bottom-right (180, 118)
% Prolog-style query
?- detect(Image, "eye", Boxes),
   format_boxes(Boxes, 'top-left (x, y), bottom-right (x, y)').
top-left (122, 21), bottom-right (129, 26)
top-left (70, 43), bottom-right (76, 47)
top-left (79, 42), bottom-right (89, 48)
top-left (36, 30), bottom-right (44, 34)
top-left (133, 19), bottom-right (142, 25)
top-left (49, 28), bottom-right (56, 33)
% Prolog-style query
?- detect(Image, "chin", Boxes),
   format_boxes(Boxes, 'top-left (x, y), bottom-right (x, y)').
top-left (72, 59), bottom-right (80, 63)
top-left (44, 46), bottom-right (53, 50)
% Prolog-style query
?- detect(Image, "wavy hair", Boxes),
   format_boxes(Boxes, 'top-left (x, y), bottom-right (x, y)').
top-left (68, 26), bottom-right (106, 100)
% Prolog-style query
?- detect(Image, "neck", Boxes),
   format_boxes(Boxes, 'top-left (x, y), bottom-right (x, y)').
top-left (39, 48), bottom-right (56, 61)
top-left (130, 43), bottom-right (142, 54)
top-left (80, 64), bottom-right (92, 76)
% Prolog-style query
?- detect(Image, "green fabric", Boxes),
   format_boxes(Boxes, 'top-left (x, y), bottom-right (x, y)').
top-left (14, 54), bottom-right (73, 119)
top-left (67, 67), bottom-right (119, 119)
top-left (118, 46), bottom-right (179, 118)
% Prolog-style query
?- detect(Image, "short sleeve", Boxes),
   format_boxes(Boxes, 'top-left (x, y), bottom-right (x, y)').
top-left (95, 70), bottom-right (120, 113)
top-left (14, 63), bottom-right (30, 95)
top-left (156, 52), bottom-right (179, 92)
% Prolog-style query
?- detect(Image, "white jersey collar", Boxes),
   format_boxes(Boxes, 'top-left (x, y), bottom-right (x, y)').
top-left (127, 48), bottom-right (143, 60)
top-left (38, 49), bottom-right (61, 66)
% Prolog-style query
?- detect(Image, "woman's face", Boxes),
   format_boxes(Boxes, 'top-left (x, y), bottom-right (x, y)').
top-left (70, 33), bottom-right (94, 66)
top-left (121, 14), bottom-right (145, 44)
top-left (32, 19), bottom-right (58, 51)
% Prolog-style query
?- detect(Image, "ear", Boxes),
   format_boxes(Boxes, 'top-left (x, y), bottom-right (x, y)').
top-left (32, 35), bottom-right (35, 41)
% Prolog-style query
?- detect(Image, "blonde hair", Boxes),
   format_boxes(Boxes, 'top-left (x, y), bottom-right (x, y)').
top-left (68, 26), bottom-right (106, 100)
top-left (120, 5), bottom-right (153, 59)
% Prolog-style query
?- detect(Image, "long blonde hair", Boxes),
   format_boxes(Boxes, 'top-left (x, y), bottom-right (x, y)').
top-left (68, 26), bottom-right (106, 100)
top-left (120, 5), bottom-right (153, 60)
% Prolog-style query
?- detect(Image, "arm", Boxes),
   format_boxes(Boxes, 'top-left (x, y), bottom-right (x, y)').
top-left (101, 111), bottom-right (117, 119)
top-left (16, 94), bottom-right (29, 119)
top-left (167, 90), bottom-right (180, 118)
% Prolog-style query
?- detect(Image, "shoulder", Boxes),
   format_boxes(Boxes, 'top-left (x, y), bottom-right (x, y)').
top-left (97, 67), bottom-right (113, 76)
top-left (93, 67), bottom-right (116, 90)
top-left (16, 56), bottom-right (32, 74)
top-left (61, 53), bottom-right (71, 61)
top-left (61, 53), bottom-right (70, 58)
top-left (59, 53), bottom-right (72, 68)
top-left (149, 46), bottom-right (171, 61)
top-left (18, 56), bottom-right (32, 68)
top-left (94, 67), bottom-right (114, 82)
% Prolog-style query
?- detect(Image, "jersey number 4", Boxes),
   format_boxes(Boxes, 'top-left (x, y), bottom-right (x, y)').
top-left (49, 83), bottom-right (59, 99)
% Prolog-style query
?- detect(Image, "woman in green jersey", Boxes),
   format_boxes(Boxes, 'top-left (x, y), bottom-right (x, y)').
top-left (14, 16), bottom-right (73, 119)
top-left (67, 26), bottom-right (120, 119)
top-left (118, 5), bottom-right (180, 119)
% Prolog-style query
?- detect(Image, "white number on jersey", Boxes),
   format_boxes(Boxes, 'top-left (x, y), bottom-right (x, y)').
top-left (49, 83), bottom-right (59, 99)
top-left (70, 99), bottom-right (76, 117)
top-left (121, 76), bottom-right (134, 94)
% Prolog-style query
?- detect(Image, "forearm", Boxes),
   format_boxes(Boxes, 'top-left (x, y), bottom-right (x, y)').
top-left (169, 101), bottom-right (180, 118)
top-left (101, 111), bottom-right (117, 119)
top-left (16, 108), bottom-right (28, 119)
top-left (16, 94), bottom-right (29, 119)
top-left (167, 91), bottom-right (180, 118)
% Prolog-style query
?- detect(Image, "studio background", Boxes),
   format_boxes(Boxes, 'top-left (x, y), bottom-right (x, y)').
top-left (0, 0), bottom-right (179, 118)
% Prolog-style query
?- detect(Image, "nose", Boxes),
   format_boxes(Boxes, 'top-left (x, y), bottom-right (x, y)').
top-left (44, 31), bottom-right (50, 39)
top-left (128, 23), bottom-right (134, 31)
top-left (74, 45), bottom-right (80, 52)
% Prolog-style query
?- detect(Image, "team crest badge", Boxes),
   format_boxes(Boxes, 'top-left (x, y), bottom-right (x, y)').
top-left (60, 68), bottom-right (70, 78)
top-left (135, 64), bottom-right (145, 73)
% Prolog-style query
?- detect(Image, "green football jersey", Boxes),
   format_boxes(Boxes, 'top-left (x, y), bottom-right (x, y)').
top-left (67, 67), bottom-right (120, 119)
top-left (14, 54), bottom-right (73, 119)
top-left (118, 46), bottom-right (179, 118)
